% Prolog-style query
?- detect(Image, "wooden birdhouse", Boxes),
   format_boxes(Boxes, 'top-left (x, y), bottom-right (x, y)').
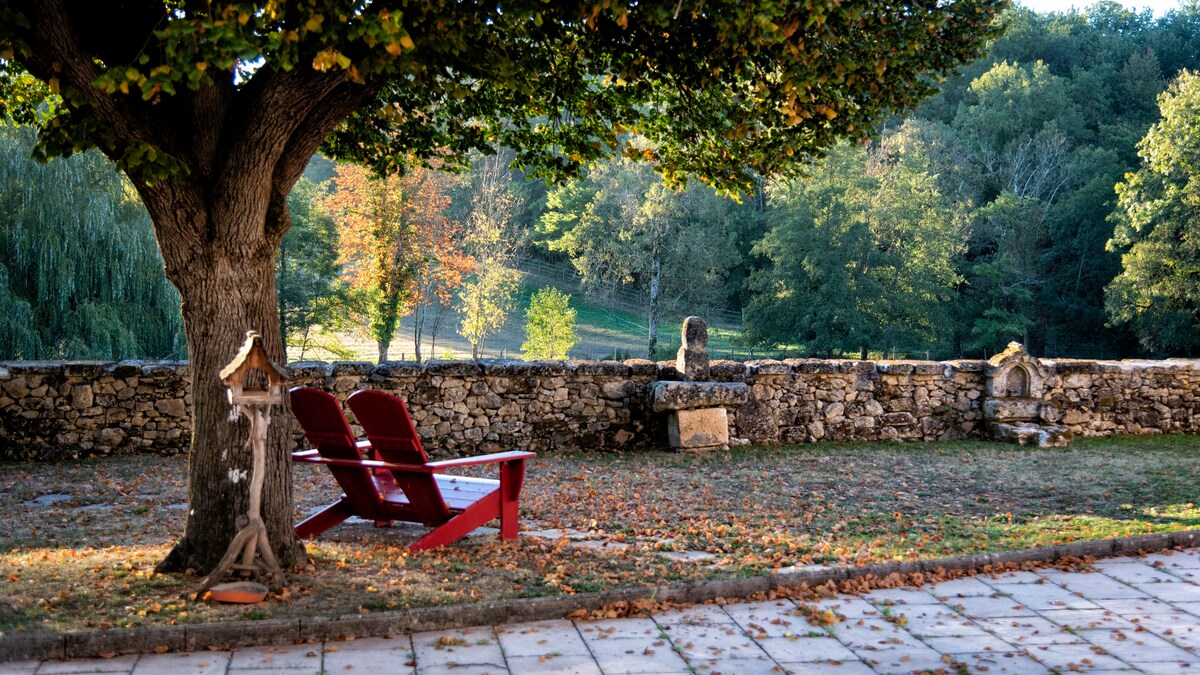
top-left (191, 329), bottom-right (293, 597)
top-left (219, 331), bottom-right (289, 406)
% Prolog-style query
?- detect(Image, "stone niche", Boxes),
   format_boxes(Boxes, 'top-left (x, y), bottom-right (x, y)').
top-left (648, 317), bottom-right (748, 453)
top-left (983, 342), bottom-right (1072, 447)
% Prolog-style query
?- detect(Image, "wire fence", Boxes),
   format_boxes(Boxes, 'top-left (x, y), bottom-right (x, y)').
top-left (515, 256), bottom-right (745, 328)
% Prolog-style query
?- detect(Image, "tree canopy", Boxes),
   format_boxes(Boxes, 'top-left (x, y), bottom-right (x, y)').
top-left (1106, 70), bottom-right (1200, 354)
top-left (1, 1), bottom-right (1004, 193)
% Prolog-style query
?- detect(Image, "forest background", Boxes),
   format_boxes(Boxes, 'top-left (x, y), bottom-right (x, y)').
top-left (3, 2), bottom-right (1200, 364)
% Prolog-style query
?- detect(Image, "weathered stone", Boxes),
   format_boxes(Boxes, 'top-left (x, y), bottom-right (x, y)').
top-left (2, 352), bottom-right (1198, 461)
top-left (107, 361), bottom-right (142, 378)
top-left (747, 360), bottom-right (791, 376)
top-left (1061, 409), bottom-right (1090, 425)
top-left (330, 361), bottom-right (374, 377)
top-left (70, 385), bottom-right (94, 409)
top-left (734, 401), bottom-right (779, 444)
top-left (623, 359), bottom-right (658, 377)
top-left (877, 363), bottom-right (915, 375)
top-left (807, 420), bottom-right (825, 439)
top-left (288, 361), bottom-right (335, 378)
top-left (2, 377), bottom-right (29, 399)
top-left (852, 416), bottom-right (875, 429)
top-left (154, 398), bottom-right (187, 418)
top-left (675, 316), bottom-right (711, 381)
top-left (667, 408), bottom-right (729, 450)
top-left (794, 360), bottom-right (840, 374)
top-left (994, 422), bottom-right (1073, 448)
top-left (649, 381), bottom-right (749, 413)
top-left (709, 361), bottom-right (749, 380)
top-left (983, 398), bottom-right (1042, 422)
top-left (881, 412), bottom-right (916, 427)
top-left (97, 427), bottom-right (126, 447)
top-left (571, 360), bottom-right (630, 376)
top-left (655, 363), bottom-right (682, 381)
top-left (424, 360), bottom-right (483, 377)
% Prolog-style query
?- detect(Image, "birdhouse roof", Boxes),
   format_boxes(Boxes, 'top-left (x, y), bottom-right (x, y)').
top-left (219, 331), bottom-right (289, 386)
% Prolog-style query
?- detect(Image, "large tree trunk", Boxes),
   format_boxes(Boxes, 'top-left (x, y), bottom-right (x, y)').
top-left (378, 340), bottom-right (390, 362)
top-left (153, 194), bottom-right (302, 574)
top-left (9, 2), bottom-right (375, 575)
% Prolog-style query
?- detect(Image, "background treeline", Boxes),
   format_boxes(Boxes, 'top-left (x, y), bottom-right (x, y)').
top-left (2, 3), bottom-right (1199, 362)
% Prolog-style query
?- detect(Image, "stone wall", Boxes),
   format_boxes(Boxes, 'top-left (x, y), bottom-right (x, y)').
top-left (2, 356), bottom-right (1198, 461)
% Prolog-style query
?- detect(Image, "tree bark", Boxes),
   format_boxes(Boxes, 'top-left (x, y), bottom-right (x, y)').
top-left (156, 230), bottom-right (300, 573)
top-left (647, 255), bottom-right (662, 360)
top-left (378, 340), bottom-right (390, 362)
top-left (413, 299), bottom-right (425, 362)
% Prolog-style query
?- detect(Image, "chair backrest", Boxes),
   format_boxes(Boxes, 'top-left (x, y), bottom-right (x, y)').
top-left (347, 389), bottom-right (450, 523)
top-left (289, 386), bottom-right (384, 517)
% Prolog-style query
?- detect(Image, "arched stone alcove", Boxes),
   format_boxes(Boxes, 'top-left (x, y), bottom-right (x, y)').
top-left (983, 342), bottom-right (1071, 447)
top-left (986, 342), bottom-right (1044, 400)
top-left (1004, 364), bottom-right (1030, 398)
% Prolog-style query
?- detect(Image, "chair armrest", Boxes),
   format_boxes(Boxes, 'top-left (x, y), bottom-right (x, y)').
top-left (294, 451), bottom-right (535, 473)
top-left (293, 455), bottom-right (442, 473)
top-left (291, 441), bottom-right (372, 462)
top-left (426, 450), bottom-right (536, 469)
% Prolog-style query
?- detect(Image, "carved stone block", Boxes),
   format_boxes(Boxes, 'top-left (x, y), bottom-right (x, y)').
top-left (667, 408), bottom-right (729, 451)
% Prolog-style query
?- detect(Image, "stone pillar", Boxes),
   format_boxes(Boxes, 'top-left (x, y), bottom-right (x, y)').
top-left (676, 316), bottom-right (710, 381)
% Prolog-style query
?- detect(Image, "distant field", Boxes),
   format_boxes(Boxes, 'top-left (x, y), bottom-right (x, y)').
top-left (287, 260), bottom-right (784, 364)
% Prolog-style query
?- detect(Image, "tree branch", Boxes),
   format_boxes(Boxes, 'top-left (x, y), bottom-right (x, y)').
top-left (17, 0), bottom-right (181, 161)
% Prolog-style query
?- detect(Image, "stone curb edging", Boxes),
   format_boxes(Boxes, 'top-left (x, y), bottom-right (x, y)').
top-left (4, 529), bottom-right (1198, 663)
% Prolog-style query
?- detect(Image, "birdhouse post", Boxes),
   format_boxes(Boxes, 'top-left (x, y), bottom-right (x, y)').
top-left (190, 331), bottom-right (290, 598)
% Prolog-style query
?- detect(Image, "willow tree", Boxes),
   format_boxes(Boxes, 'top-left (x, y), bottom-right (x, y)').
top-left (0, 124), bottom-right (182, 360)
top-left (0, 0), bottom-right (1004, 572)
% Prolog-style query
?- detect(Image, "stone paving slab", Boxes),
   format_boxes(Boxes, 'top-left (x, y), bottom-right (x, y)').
top-left (18, 547), bottom-right (1200, 673)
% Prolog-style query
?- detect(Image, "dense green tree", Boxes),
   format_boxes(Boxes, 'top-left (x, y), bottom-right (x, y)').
top-left (746, 132), bottom-right (962, 357)
top-left (0, 124), bottom-right (182, 360)
top-left (1106, 71), bottom-right (1200, 354)
top-left (908, 3), bottom-right (1200, 357)
top-left (277, 177), bottom-right (353, 361)
top-left (539, 153), bottom-right (747, 357)
top-left (522, 287), bottom-right (577, 361)
top-left (0, 0), bottom-right (1004, 572)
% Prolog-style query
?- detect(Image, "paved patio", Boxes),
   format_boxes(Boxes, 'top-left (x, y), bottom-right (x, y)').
top-left (6, 549), bottom-right (1200, 674)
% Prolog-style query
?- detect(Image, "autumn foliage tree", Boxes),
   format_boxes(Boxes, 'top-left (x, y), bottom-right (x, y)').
top-left (322, 163), bottom-right (470, 362)
top-left (459, 152), bottom-right (521, 359)
top-left (0, 0), bottom-right (1003, 572)
top-left (410, 211), bottom-right (473, 362)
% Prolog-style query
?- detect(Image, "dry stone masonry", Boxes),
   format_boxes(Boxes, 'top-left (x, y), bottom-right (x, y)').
top-left (2, 347), bottom-right (1200, 460)
top-left (983, 342), bottom-right (1073, 447)
top-left (649, 317), bottom-right (750, 452)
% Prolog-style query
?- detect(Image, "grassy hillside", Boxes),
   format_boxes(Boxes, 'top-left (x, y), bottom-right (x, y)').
top-left (294, 259), bottom-right (785, 364)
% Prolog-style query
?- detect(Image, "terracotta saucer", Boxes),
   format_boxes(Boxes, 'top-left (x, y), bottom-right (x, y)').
top-left (207, 581), bottom-right (269, 603)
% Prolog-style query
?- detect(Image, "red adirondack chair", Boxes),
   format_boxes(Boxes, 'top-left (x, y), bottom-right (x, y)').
top-left (289, 387), bottom-right (535, 550)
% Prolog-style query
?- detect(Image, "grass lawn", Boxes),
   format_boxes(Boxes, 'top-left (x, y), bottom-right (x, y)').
top-left (2, 435), bottom-right (1199, 635)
